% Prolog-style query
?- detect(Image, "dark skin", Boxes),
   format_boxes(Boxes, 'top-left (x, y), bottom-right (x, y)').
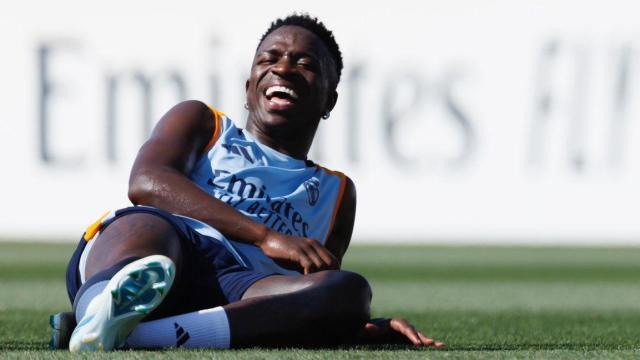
top-left (86, 25), bottom-right (443, 348)
top-left (244, 25), bottom-right (338, 159)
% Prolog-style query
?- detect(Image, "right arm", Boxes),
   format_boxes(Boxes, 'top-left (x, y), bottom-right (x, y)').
top-left (128, 100), bottom-right (337, 273)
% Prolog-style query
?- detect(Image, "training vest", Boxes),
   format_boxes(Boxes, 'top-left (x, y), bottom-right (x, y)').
top-left (183, 106), bottom-right (347, 275)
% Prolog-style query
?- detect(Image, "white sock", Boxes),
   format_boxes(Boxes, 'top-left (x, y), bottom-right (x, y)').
top-left (124, 307), bottom-right (231, 349)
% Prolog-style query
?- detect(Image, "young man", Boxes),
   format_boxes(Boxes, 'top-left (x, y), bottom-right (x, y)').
top-left (61, 14), bottom-right (444, 351)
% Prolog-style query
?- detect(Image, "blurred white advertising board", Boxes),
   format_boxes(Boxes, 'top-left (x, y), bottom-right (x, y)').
top-left (2, 0), bottom-right (640, 244)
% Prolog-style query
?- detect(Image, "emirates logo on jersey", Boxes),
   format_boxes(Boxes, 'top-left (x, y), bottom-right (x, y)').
top-left (304, 178), bottom-right (320, 206)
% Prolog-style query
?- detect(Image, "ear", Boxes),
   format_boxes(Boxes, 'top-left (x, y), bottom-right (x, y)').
top-left (325, 90), bottom-right (338, 113)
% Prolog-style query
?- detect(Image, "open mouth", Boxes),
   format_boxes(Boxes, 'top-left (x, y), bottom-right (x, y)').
top-left (264, 85), bottom-right (299, 108)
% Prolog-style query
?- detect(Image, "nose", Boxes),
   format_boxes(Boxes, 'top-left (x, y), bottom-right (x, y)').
top-left (271, 56), bottom-right (295, 76)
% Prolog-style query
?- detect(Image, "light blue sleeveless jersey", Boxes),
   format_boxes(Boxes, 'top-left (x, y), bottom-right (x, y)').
top-left (181, 107), bottom-right (347, 275)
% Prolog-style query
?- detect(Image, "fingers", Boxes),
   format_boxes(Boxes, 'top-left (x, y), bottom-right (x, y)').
top-left (417, 332), bottom-right (434, 346)
top-left (282, 238), bottom-right (316, 274)
top-left (390, 318), bottom-right (445, 348)
top-left (296, 253), bottom-right (315, 275)
top-left (391, 319), bottom-right (422, 346)
top-left (418, 331), bottom-right (444, 348)
top-left (310, 241), bottom-right (339, 269)
top-left (298, 239), bottom-right (339, 274)
top-left (261, 233), bottom-right (338, 274)
top-left (302, 243), bottom-right (324, 273)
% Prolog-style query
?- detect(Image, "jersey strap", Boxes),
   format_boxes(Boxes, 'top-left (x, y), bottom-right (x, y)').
top-left (317, 166), bottom-right (347, 243)
top-left (201, 105), bottom-right (225, 154)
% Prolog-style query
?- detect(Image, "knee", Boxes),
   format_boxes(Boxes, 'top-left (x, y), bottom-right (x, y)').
top-left (86, 213), bottom-right (183, 277)
top-left (102, 213), bottom-right (181, 255)
top-left (333, 271), bottom-right (372, 302)
top-left (315, 270), bottom-right (372, 318)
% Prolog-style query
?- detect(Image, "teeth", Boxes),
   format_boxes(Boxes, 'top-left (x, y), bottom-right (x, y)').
top-left (265, 85), bottom-right (298, 100)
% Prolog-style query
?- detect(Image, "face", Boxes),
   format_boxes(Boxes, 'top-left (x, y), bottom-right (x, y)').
top-left (246, 25), bottom-right (338, 131)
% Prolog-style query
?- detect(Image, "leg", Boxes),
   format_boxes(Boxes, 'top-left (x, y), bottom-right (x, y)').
top-left (70, 255), bottom-right (175, 351)
top-left (84, 213), bottom-right (182, 280)
top-left (241, 274), bottom-right (317, 299)
top-left (81, 213), bottom-right (185, 319)
top-left (227, 270), bottom-right (372, 347)
top-left (74, 210), bottom-right (371, 349)
top-left (125, 270), bottom-right (372, 349)
top-left (69, 212), bottom-right (188, 351)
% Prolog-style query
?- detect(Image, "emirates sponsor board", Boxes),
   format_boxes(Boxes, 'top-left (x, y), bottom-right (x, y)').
top-left (2, 0), bottom-right (640, 243)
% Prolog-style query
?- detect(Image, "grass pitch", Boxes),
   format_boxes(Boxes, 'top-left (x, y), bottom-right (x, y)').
top-left (1, 242), bottom-right (639, 359)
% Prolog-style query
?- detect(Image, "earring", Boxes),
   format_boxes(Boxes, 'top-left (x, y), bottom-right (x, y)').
top-left (244, 103), bottom-right (249, 110)
top-left (322, 112), bottom-right (330, 119)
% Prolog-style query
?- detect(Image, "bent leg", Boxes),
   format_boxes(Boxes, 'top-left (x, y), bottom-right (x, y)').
top-left (84, 213), bottom-right (183, 280)
top-left (76, 212), bottom-right (371, 348)
top-left (68, 211), bottom-right (193, 351)
top-left (126, 270), bottom-right (372, 349)
top-left (227, 270), bottom-right (372, 347)
top-left (76, 213), bottom-right (186, 321)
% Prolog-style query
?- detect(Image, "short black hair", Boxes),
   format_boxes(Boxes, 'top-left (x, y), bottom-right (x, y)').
top-left (258, 13), bottom-right (343, 86)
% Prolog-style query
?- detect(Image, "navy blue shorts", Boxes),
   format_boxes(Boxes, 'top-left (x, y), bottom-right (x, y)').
top-left (66, 206), bottom-right (277, 315)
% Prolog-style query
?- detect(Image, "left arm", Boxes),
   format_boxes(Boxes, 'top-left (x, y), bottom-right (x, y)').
top-left (324, 177), bottom-right (445, 348)
top-left (324, 176), bottom-right (357, 265)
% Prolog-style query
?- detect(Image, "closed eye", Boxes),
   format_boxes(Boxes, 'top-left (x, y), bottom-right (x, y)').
top-left (297, 59), bottom-right (319, 71)
top-left (258, 56), bottom-right (276, 65)
top-left (257, 51), bottom-right (279, 65)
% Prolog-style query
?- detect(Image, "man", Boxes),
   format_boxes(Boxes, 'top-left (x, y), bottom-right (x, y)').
top-left (59, 14), bottom-right (444, 351)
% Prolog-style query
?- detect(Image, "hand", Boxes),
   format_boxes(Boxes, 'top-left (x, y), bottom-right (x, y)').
top-left (259, 229), bottom-right (340, 274)
top-left (359, 318), bottom-right (445, 348)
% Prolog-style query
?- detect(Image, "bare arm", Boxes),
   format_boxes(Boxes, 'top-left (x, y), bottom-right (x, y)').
top-left (128, 100), bottom-right (270, 245)
top-left (128, 100), bottom-right (338, 273)
top-left (322, 179), bottom-right (444, 347)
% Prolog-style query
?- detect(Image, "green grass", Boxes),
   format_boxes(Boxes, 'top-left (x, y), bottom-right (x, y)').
top-left (1, 243), bottom-right (640, 359)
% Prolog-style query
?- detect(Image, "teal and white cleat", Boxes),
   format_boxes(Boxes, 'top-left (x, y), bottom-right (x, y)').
top-left (69, 255), bottom-right (175, 352)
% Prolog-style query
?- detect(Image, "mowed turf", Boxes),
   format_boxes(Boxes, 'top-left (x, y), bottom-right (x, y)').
top-left (1, 243), bottom-right (640, 359)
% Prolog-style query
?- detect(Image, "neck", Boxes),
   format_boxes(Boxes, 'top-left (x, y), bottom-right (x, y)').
top-left (245, 117), bottom-right (318, 160)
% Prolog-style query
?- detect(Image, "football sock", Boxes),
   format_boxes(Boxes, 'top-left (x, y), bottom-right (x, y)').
top-left (73, 257), bottom-right (141, 322)
top-left (125, 307), bottom-right (230, 349)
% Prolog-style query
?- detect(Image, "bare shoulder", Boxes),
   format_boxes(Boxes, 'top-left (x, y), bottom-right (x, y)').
top-left (337, 174), bottom-right (356, 235)
top-left (129, 100), bottom-right (217, 201)
top-left (343, 175), bottom-right (356, 205)
top-left (168, 99), bottom-right (211, 116)
top-left (156, 100), bottom-right (215, 133)
top-left (142, 100), bottom-right (218, 154)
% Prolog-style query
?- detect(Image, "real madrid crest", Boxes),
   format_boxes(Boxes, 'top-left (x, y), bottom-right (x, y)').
top-left (303, 178), bottom-right (320, 206)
